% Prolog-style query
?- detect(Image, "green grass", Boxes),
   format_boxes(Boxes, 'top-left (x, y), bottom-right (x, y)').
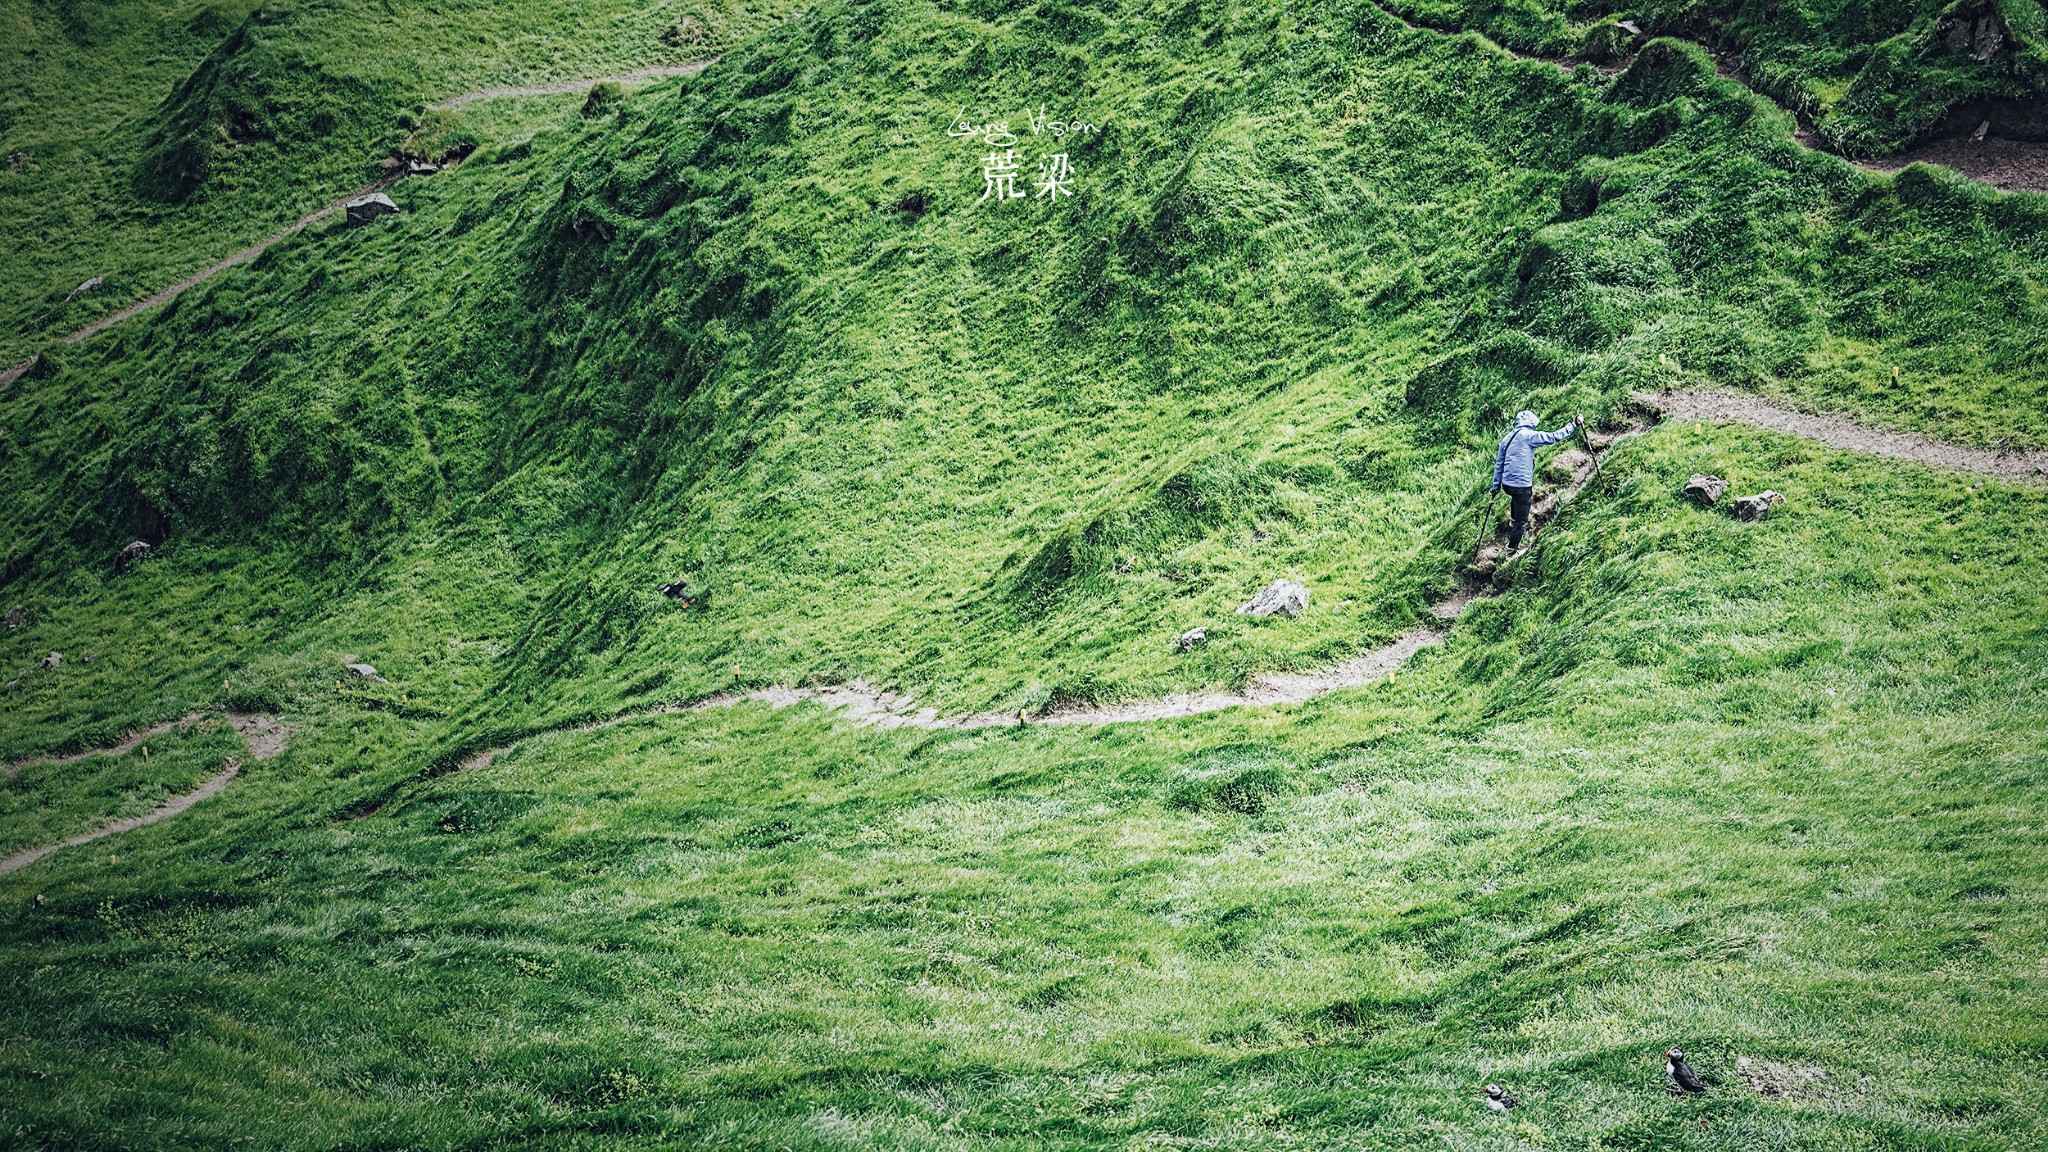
top-left (0, 719), bottom-right (240, 856)
top-left (1381, 0), bottom-right (2048, 156)
top-left (0, 0), bottom-right (806, 361)
top-left (3, 0), bottom-right (2048, 1146)
top-left (2, 428), bottom-right (2044, 1148)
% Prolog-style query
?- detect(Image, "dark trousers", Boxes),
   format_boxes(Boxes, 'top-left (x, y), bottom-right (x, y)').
top-left (1504, 485), bottom-right (1533, 547)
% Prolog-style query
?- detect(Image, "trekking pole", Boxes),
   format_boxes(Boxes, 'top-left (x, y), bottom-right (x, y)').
top-left (1472, 488), bottom-right (1500, 554)
top-left (1579, 412), bottom-right (1609, 481)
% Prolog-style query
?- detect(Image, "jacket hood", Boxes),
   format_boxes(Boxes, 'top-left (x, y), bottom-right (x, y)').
top-left (1515, 410), bottom-right (1539, 427)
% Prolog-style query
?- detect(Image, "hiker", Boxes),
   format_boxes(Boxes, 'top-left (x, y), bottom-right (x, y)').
top-left (1491, 409), bottom-right (1584, 549)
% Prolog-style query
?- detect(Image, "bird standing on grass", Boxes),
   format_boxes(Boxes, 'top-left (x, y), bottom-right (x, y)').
top-left (1483, 1084), bottom-right (1517, 1111)
top-left (1667, 1047), bottom-right (1709, 1093)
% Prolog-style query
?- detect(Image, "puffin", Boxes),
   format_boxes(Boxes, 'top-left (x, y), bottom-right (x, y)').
top-left (1483, 1084), bottom-right (1517, 1111)
top-left (1666, 1047), bottom-right (1709, 1093)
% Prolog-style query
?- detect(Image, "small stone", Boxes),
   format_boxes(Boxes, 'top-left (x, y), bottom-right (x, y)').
top-left (1616, 18), bottom-right (1641, 34)
top-left (38, 652), bottom-right (61, 670)
top-left (345, 192), bottom-right (400, 226)
top-left (1236, 579), bottom-right (1310, 619)
top-left (66, 276), bottom-right (104, 300)
top-left (404, 160), bottom-right (440, 176)
top-left (345, 662), bottom-right (389, 683)
top-left (6, 152), bottom-right (28, 171)
top-left (1176, 627), bottom-right (1208, 652)
top-left (115, 539), bottom-right (153, 569)
top-left (1731, 491), bottom-right (1785, 521)
top-left (1683, 474), bottom-right (1728, 507)
top-left (2, 604), bottom-right (23, 629)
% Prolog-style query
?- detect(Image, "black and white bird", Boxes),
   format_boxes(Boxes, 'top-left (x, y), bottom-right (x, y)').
top-left (1483, 1084), bottom-right (1517, 1111)
top-left (1666, 1047), bottom-right (1709, 1093)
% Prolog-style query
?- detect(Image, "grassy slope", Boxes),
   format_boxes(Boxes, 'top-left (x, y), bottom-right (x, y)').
top-left (1, 0), bottom-right (2046, 1146)
top-left (1385, 0), bottom-right (2048, 155)
top-left (1, 428), bottom-right (2043, 1149)
top-left (0, 0), bottom-right (803, 361)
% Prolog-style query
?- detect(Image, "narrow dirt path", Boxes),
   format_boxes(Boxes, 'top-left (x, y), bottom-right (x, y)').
top-left (1642, 389), bottom-right (2048, 484)
top-left (427, 425), bottom-right (1642, 795)
top-left (0, 712), bottom-right (288, 875)
top-left (0, 59), bottom-right (718, 390)
top-left (0, 763), bottom-right (239, 876)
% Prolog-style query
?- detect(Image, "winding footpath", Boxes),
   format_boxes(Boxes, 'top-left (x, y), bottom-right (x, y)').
top-left (7, 387), bottom-right (2045, 864)
top-left (0, 59), bottom-right (717, 392)
top-left (0, 712), bottom-right (287, 875)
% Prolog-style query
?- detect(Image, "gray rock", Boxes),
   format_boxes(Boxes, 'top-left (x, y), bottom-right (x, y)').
top-left (1616, 18), bottom-right (1641, 34)
top-left (1176, 627), bottom-right (1208, 652)
top-left (345, 663), bottom-right (389, 683)
top-left (1683, 474), bottom-right (1728, 507)
top-left (3, 604), bottom-right (23, 629)
top-left (116, 540), bottom-right (153, 569)
top-left (1731, 491), bottom-right (1785, 521)
top-left (38, 652), bottom-right (60, 670)
top-left (6, 152), bottom-right (27, 171)
top-left (66, 276), bottom-right (104, 300)
top-left (1236, 579), bottom-right (1310, 619)
top-left (345, 192), bottom-right (400, 226)
top-left (404, 160), bottom-right (440, 177)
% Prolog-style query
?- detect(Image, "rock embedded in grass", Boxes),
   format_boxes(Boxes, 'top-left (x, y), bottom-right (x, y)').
top-left (1684, 474), bottom-right (1728, 506)
top-left (1176, 627), bottom-right (1207, 652)
top-left (344, 193), bottom-right (399, 226)
top-left (1732, 491), bottom-right (1785, 521)
top-left (345, 662), bottom-right (388, 682)
top-left (1237, 579), bottom-right (1309, 618)
top-left (37, 652), bottom-right (60, 670)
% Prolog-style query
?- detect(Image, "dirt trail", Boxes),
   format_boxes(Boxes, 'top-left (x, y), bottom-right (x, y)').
top-left (1642, 389), bottom-right (2048, 484)
top-left (437, 425), bottom-right (1641, 782)
top-left (0, 60), bottom-right (719, 390)
top-left (0, 712), bottom-right (288, 875)
top-left (0, 763), bottom-right (240, 876)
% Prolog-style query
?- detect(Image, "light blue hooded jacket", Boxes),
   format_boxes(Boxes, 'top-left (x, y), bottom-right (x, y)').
top-left (1492, 410), bottom-right (1578, 488)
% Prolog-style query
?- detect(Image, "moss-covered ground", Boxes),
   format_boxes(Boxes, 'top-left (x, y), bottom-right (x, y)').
top-left (3, 0), bottom-right (2046, 1147)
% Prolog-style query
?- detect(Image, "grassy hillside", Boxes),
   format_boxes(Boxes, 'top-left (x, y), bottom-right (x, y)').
top-left (0, 0), bottom-right (804, 360)
top-left (3, 425), bottom-right (2044, 1149)
top-left (1385, 0), bottom-right (2048, 156)
top-left (2, 0), bottom-right (2046, 1146)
